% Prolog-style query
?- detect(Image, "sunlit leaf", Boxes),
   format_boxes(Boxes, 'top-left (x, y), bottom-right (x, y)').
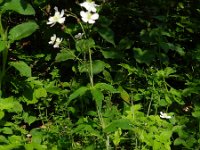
top-left (9, 61), bottom-right (32, 77)
top-left (8, 21), bottom-right (39, 42)
top-left (2, 0), bottom-right (35, 15)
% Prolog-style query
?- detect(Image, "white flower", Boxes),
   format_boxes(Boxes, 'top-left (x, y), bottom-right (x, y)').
top-left (48, 34), bottom-right (57, 44)
top-left (160, 111), bottom-right (171, 119)
top-left (75, 33), bottom-right (84, 39)
top-left (47, 6), bottom-right (65, 27)
top-left (80, 11), bottom-right (99, 24)
top-left (49, 34), bottom-right (63, 48)
top-left (54, 37), bottom-right (63, 48)
top-left (80, 1), bottom-right (98, 12)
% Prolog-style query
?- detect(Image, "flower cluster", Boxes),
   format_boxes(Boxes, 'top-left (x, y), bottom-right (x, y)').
top-left (80, 1), bottom-right (99, 24)
top-left (47, 7), bottom-right (65, 48)
top-left (47, 1), bottom-right (99, 48)
top-left (48, 34), bottom-right (63, 48)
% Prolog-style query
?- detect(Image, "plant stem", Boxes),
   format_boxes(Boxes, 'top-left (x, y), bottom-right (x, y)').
top-left (88, 48), bottom-right (109, 149)
top-left (0, 13), bottom-right (8, 98)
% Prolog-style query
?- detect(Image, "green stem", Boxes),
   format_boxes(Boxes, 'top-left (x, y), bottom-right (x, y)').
top-left (0, 13), bottom-right (9, 98)
top-left (88, 48), bottom-right (109, 149)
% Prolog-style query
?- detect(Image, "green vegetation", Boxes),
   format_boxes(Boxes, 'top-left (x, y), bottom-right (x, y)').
top-left (0, 0), bottom-right (200, 149)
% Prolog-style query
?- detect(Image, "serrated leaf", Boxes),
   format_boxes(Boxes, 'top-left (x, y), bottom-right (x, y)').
top-left (0, 111), bottom-right (4, 120)
top-left (67, 86), bottom-right (88, 106)
top-left (24, 115), bottom-right (37, 126)
top-left (91, 88), bottom-right (104, 111)
top-left (75, 38), bottom-right (95, 52)
top-left (2, 0), bottom-right (35, 15)
top-left (78, 60), bottom-right (107, 75)
top-left (94, 83), bottom-right (118, 93)
top-left (133, 48), bottom-right (155, 64)
top-left (101, 50), bottom-right (123, 59)
top-left (97, 27), bottom-right (115, 46)
top-left (8, 21), bottom-right (39, 42)
top-left (118, 86), bottom-right (130, 103)
top-left (55, 49), bottom-right (76, 62)
top-left (9, 61), bottom-right (31, 77)
top-left (104, 119), bottom-right (132, 133)
top-left (34, 88), bottom-right (47, 98)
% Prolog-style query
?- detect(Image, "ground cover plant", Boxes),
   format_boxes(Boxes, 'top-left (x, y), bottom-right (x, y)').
top-left (0, 0), bottom-right (200, 149)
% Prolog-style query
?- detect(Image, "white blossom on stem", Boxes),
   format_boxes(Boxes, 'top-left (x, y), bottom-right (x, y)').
top-left (49, 34), bottom-right (63, 48)
top-left (80, 11), bottom-right (99, 24)
top-left (47, 6), bottom-right (65, 27)
top-left (80, 1), bottom-right (99, 12)
top-left (75, 33), bottom-right (84, 39)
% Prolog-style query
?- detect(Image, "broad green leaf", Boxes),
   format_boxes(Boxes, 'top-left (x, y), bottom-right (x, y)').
top-left (118, 86), bottom-right (130, 104)
top-left (23, 113), bottom-right (37, 125)
top-left (1, 127), bottom-right (13, 134)
top-left (75, 38), bottom-right (95, 52)
top-left (94, 83), bottom-right (118, 93)
top-left (0, 97), bottom-right (14, 110)
top-left (9, 61), bottom-right (31, 77)
top-left (91, 88), bottom-right (104, 111)
top-left (8, 21), bottom-right (39, 42)
top-left (133, 48), bottom-right (155, 64)
top-left (0, 135), bottom-right (8, 143)
top-left (97, 27), bottom-right (115, 46)
top-left (55, 49), bottom-right (76, 62)
top-left (118, 37), bottom-right (133, 50)
top-left (2, 0), bottom-right (35, 15)
top-left (67, 86), bottom-right (88, 106)
top-left (101, 50), bottom-right (123, 59)
top-left (0, 111), bottom-right (4, 120)
top-left (104, 119), bottom-right (132, 133)
top-left (34, 88), bottom-right (47, 98)
top-left (0, 41), bottom-right (7, 52)
top-left (78, 60), bottom-right (107, 75)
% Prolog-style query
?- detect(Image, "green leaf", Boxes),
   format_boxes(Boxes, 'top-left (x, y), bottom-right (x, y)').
top-left (133, 48), bottom-right (155, 64)
top-left (55, 49), bottom-right (76, 62)
top-left (118, 86), bottom-right (130, 104)
top-left (1, 127), bottom-right (13, 134)
top-left (8, 21), bottom-right (39, 42)
top-left (91, 88), bottom-right (104, 111)
top-left (94, 83), bottom-right (118, 93)
top-left (2, 0), bottom-right (35, 15)
top-left (78, 60), bottom-right (107, 75)
top-left (104, 119), bottom-right (132, 133)
top-left (0, 111), bottom-right (4, 120)
top-left (9, 61), bottom-right (31, 77)
top-left (75, 38), bottom-right (95, 52)
top-left (97, 27), bottom-right (115, 46)
top-left (23, 113), bottom-right (37, 125)
top-left (0, 41), bottom-right (7, 52)
top-left (34, 88), bottom-right (47, 98)
top-left (101, 50), bottom-right (123, 59)
top-left (67, 86), bottom-right (88, 106)
top-left (118, 37), bottom-right (133, 50)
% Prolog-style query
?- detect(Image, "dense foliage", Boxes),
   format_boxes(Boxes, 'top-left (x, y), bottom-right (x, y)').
top-left (0, 0), bottom-right (200, 149)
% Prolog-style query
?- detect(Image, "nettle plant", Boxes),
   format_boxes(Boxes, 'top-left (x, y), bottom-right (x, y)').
top-left (45, 1), bottom-right (176, 149)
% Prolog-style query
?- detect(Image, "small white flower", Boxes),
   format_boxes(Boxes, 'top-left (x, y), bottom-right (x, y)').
top-left (160, 111), bottom-right (171, 119)
top-left (75, 33), bottom-right (84, 39)
top-left (80, 1), bottom-right (99, 12)
top-left (48, 34), bottom-right (57, 44)
top-left (49, 34), bottom-right (62, 48)
top-left (80, 11), bottom-right (99, 24)
top-left (54, 37), bottom-right (63, 48)
top-left (47, 6), bottom-right (65, 27)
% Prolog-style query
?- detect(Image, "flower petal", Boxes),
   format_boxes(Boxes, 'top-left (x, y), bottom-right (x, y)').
top-left (91, 13), bottom-right (99, 20)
